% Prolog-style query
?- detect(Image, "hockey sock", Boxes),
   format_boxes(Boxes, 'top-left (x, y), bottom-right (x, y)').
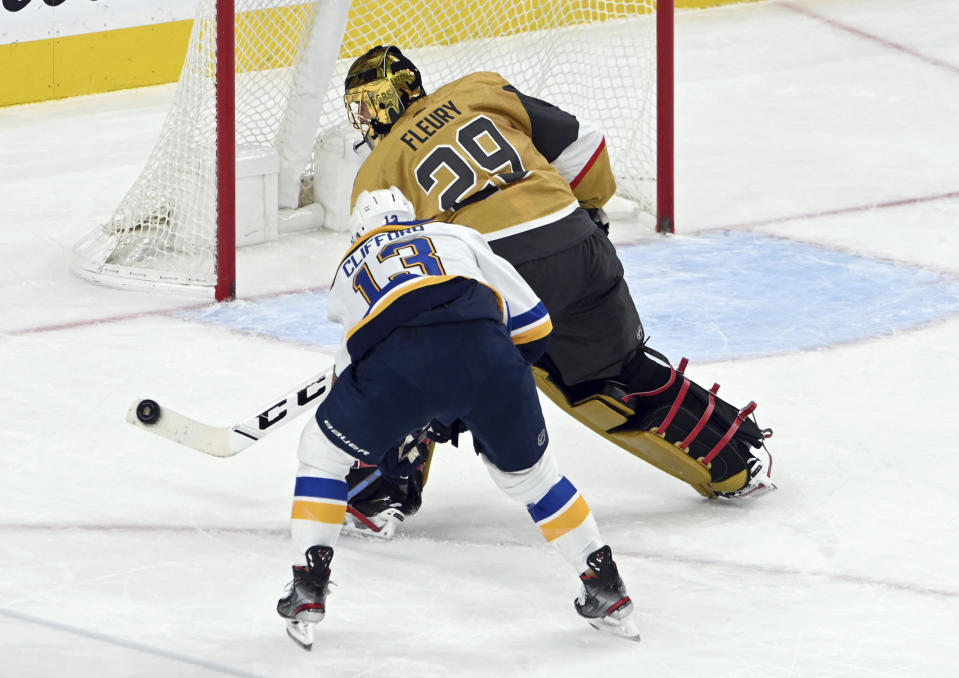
top-left (526, 476), bottom-right (603, 574)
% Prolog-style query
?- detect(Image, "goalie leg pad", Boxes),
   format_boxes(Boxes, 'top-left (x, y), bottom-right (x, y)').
top-left (532, 366), bottom-right (716, 498)
top-left (533, 361), bottom-right (774, 498)
top-left (621, 350), bottom-right (772, 490)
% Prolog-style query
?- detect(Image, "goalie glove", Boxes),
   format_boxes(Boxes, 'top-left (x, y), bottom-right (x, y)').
top-left (379, 427), bottom-right (431, 480)
top-left (585, 207), bottom-right (610, 235)
top-left (427, 418), bottom-right (467, 447)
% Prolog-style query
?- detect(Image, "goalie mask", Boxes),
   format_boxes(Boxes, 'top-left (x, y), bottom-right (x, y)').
top-left (349, 187), bottom-right (417, 243)
top-left (344, 45), bottom-right (424, 148)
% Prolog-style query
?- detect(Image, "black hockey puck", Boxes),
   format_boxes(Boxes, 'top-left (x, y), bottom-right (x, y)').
top-left (136, 399), bottom-right (161, 424)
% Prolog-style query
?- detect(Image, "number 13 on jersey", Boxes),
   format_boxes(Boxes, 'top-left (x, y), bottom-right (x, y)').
top-left (351, 236), bottom-right (446, 307)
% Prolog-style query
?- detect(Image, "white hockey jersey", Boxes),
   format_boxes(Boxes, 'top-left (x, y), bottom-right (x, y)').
top-left (328, 220), bottom-right (552, 376)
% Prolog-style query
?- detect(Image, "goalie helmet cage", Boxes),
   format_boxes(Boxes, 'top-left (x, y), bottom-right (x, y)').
top-left (71, 0), bottom-right (675, 302)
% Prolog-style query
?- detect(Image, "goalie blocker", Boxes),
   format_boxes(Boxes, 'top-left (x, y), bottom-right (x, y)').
top-left (533, 347), bottom-right (774, 499)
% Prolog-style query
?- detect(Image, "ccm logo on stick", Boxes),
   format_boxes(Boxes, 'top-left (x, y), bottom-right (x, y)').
top-left (257, 378), bottom-right (328, 430)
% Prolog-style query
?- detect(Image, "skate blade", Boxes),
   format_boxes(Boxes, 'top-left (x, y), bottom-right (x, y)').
top-left (726, 479), bottom-right (778, 500)
top-left (587, 613), bottom-right (641, 642)
top-left (342, 511), bottom-right (400, 540)
top-left (285, 620), bottom-right (314, 651)
top-left (744, 480), bottom-right (777, 498)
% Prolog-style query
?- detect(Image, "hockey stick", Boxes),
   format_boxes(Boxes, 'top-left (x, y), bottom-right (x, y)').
top-left (125, 368), bottom-right (334, 458)
top-left (348, 469), bottom-right (383, 501)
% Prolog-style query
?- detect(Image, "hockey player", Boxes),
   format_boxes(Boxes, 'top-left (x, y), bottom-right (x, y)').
top-left (277, 187), bottom-right (639, 649)
top-left (339, 46), bottom-right (775, 528)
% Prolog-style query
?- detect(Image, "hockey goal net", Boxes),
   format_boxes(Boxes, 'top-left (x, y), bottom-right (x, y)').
top-left (72, 0), bottom-right (672, 300)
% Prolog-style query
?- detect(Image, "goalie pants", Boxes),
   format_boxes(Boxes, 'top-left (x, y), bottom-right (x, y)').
top-left (291, 293), bottom-right (604, 570)
top-left (510, 222), bottom-right (644, 387)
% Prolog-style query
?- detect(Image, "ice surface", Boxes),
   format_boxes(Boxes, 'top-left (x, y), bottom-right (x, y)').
top-left (1, 1), bottom-right (958, 676)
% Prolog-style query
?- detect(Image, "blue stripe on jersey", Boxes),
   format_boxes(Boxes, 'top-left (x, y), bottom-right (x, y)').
top-left (346, 278), bottom-right (500, 365)
top-left (527, 476), bottom-right (578, 523)
top-left (294, 476), bottom-right (348, 502)
top-left (508, 301), bottom-right (548, 333)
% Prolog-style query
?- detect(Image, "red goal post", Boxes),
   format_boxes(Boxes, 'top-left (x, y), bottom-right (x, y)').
top-left (72, 0), bottom-right (674, 301)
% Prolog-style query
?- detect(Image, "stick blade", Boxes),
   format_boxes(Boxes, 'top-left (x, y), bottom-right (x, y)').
top-left (126, 399), bottom-right (235, 457)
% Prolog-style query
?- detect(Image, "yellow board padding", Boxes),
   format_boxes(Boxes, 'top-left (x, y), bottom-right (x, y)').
top-left (681, 0), bottom-right (764, 7)
top-left (340, 0), bottom-right (766, 55)
top-left (0, 39), bottom-right (52, 106)
top-left (0, 21), bottom-right (193, 107)
top-left (531, 366), bottom-right (747, 499)
top-left (0, 3), bottom-right (315, 107)
top-left (339, 0), bottom-right (655, 58)
top-left (1, 0), bottom-right (759, 107)
top-left (235, 3), bottom-right (319, 72)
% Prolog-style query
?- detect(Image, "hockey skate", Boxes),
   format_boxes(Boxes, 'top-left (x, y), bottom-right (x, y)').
top-left (277, 545), bottom-right (333, 651)
top-left (342, 467), bottom-right (423, 540)
top-left (716, 442), bottom-right (777, 500)
top-left (575, 545), bottom-right (640, 642)
top-left (343, 504), bottom-right (406, 539)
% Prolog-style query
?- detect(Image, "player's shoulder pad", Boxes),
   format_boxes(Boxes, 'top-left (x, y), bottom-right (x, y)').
top-left (456, 71), bottom-right (510, 89)
top-left (419, 220), bottom-right (488, 243)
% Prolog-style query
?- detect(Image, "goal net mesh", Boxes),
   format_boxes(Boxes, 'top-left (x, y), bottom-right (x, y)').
top-left (73, 0), bottom-right (657, 291)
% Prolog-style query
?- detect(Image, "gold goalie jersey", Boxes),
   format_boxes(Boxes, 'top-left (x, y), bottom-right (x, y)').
top-left (351, 71), bottom-right (617, 264)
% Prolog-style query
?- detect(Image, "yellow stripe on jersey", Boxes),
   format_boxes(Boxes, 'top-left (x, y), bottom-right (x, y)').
top-left (511, 317), bottom-right (553, 345)
top-left (291, 500), bottom-right (348, 524)
top-left (345, 275), bottom-right (507, 343)
top-left (538, 495), bottom-right (591, 542)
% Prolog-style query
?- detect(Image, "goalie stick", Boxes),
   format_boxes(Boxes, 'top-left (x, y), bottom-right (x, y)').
top-left (126, 368), bottom-right (334, 457)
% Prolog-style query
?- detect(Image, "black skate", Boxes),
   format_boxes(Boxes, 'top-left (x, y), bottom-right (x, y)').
top-left (344, 466), bottom-right (423, 539)
top-left (277, 545), bottom-right (333, 651)
top-left (575, 545), bottom-right (640, 642)
top-left (714, 439), bottom-right (777, 500)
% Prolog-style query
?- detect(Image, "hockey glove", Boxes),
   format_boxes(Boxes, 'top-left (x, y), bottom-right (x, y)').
top-left (379, 428), bottom-right (430, 480)
top-left (585, 207), bottom-right (610, 235)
